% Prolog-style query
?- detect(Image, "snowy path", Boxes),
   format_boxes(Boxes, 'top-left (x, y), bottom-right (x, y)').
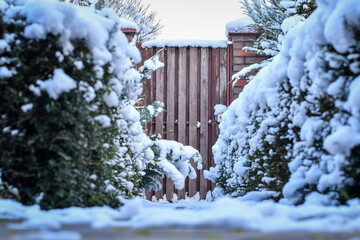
top-left (1, 197), bottom-right (360, 239)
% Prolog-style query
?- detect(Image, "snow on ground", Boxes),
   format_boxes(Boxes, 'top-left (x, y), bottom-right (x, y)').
top-left (1, 197), bottom-right (360, 232)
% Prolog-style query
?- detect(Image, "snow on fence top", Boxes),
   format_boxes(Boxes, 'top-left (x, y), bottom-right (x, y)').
top-left (142, 39), bottom-right (228, 49)
top-left (225, 16), bottom-right (257, 37)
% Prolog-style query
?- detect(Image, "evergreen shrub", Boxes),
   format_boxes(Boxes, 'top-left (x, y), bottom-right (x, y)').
top-left (0, 0), bottom-right (147, 209)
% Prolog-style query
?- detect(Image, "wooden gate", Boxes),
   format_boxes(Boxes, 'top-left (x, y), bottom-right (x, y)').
top-left (137, 29), bottom-right (264, 201)
top-left (140, 45), bottom-right (228, 201)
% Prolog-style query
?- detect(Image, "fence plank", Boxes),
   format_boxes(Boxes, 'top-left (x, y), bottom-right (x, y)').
top-left (200, 48), bottom-right (209, 199)
top-left (220, 48), bottom-right (228, 106)
top-left (177, 47), bottom-right (187, 200)
top-left (139, 48), bottom-right (154, 200)
top-left (155, 48), bottom-right (165, 199)
top-left (189, 47), bottom-right (198, 197)
top-left (210, 49), bottom-right (220, 190)
top-left (145, 48), bottom-right (155, 134)
top-left (166, 47), bottom-right (176, 201)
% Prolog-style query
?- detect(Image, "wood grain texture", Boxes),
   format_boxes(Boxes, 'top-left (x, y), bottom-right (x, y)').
top-left (188, 47), bottom-right (198, 197)
top-left (138, 31), bottom-right (268, 200)
top-left (154, 48), bottom-right (165, 199)
top-left (220, 48), bottom-right (228, 105)
top-left (211, 49), bottom-right (220, 190)
top-left (199, 48), bottom-right (209, 199)
top-left (166, 47), bottom-right (176, 201)
top-left (177, 47), bottom-right (187, 200)
top-left (234, 49), bottom-right (257, 57)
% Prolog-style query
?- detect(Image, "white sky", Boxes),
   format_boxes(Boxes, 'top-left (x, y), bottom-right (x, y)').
top-left (141, 0), bottom-right (246, 40)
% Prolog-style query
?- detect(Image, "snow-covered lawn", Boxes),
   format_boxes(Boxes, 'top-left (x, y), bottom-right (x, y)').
top-left (1, 196), bottom-right (360, 236)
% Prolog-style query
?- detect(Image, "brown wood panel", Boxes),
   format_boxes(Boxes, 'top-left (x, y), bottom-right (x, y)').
top-left (188, 47), bottom-right (198, 197)
top-left (227, 44), bottom-right (233, 106)
top-left (139, 31), bottom-right (268, 200)
top-left (232, 41), bottom-right (245, 49)
top-left (166, 47), bottom-right (176, 201)
top-left (177, 47), bottom-right (187, 200)
top-left (244, 41), bottom-right (254, 47)
top-left (220, 48), bottom-right (227, 110)
top-left (199, 48), bottom-right (209, 199)
top-left (233, 56), bottom-right (245, 64)
top-left (140, 45), bottom-right (232, 200)
top-left (154, 48), bottom-right (165, 199)
top-left (230, 34), bottom-right (257, 42)
top-left (245, 56), bottom-right (268, 64)
top-left (211, 48), bottom-right (220, 190)
top-left (234, 49), bottom-right (257, 57)
top-left (151, 47), bottom-right (157, 134)
top-left (233, 64), bottom-right (248, 72)
top-left (145, 48), bottom-right (155, 132)
top-left (234, 79), bottom-right (248, 87)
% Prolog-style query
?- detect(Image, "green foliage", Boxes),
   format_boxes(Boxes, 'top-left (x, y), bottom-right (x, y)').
top-left (69, 0), bottom-right (92, 6)
top-left (137, 101), bottom-right (164, 127)
top-left (0, 4), bottom-right (141, 209)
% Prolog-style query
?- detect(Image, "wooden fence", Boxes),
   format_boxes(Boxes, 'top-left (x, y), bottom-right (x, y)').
top-left (140, 46), bottom-right (227, 201)
top-left (137, 29), bottom-right (264, 201)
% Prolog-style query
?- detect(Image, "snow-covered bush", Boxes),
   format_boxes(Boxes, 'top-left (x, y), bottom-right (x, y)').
top-left (0, 0), bottom-right (150, 209)
top-left (207, 0), bottom-right (360, 204)
top-left (233, 0), bottom-right (316, 82)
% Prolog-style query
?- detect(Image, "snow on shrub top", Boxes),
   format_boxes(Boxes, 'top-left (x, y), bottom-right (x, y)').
top-left (14, 0), bottom-right (143, 105)
top-left (225, 16), bottom-right (256, 37)
top-left (19, 0), bottom-right (141, 63)
top-left (142, 39), bottom-right (228, 49)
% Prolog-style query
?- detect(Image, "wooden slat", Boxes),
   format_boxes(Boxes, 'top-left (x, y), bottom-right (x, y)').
top-left (234, 49), bottom-right (257, 57)
top-left (210, 48), bottom-right (220, 190)
top-left (232, 41), bottom-right (244, 50)
top-left (220, 48), bottom-right (228, 106)
top-left (143, 48), bottom-right (153, 105)
top-left (227, 44), bottom-right (234, 105)
top-left (155, 48), bottom-right (165, 199)
top-left (234, 79), bottom-right (248, 87)
top-left (230, 34), bottom-right (257, 42)
top-left (145, 48), bottom-right (155, 133)
top-left (177, 47), bottom-right (187, 200)
top-left (188, 47), bottom-right (198, 197)
top-left (233, 64), bottom-right (247, 72)
top-left (166, 47), bottom-right (176, 201)
top-left (245, 56), bottom-right (268, 64)
top-left (217, 47), bottom-right (227, 190)
top-left (233, 56), bottom-right (245, 64)
top-left (199, 48), bottom-right (209, 199)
